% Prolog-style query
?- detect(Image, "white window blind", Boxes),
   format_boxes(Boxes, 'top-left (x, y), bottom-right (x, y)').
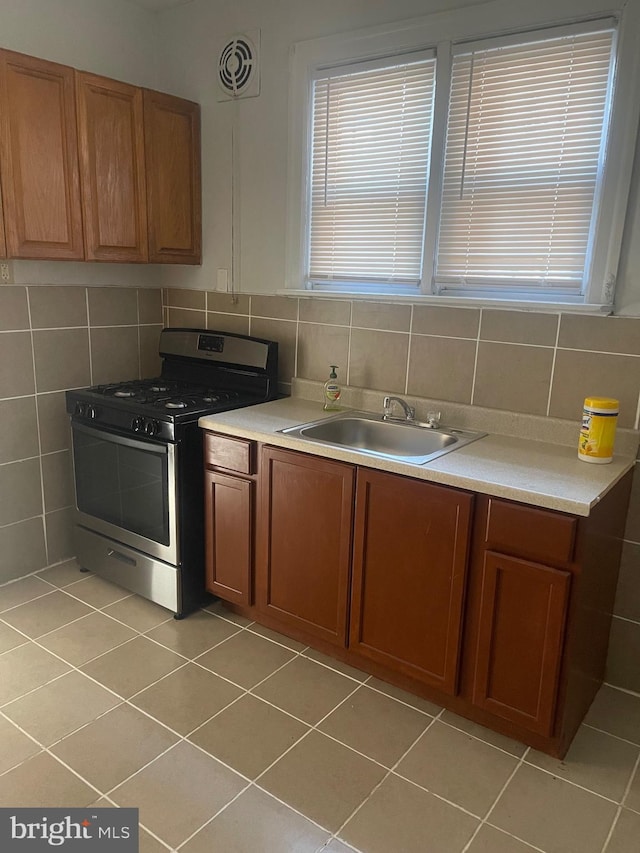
top-left (434, 26), bottom-right (615, 295)
top-left (308, 56), bottom-right (436, 289)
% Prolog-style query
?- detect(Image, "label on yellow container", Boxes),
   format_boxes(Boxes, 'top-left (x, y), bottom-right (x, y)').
top-left (578, 397), bottom-right (619, 464)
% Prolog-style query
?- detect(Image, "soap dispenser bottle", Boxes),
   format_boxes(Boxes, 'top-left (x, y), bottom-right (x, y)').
top-left (323, 365), bottom-right (341, 411)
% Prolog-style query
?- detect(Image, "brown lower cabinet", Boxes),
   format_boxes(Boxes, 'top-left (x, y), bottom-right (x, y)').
top-left (203, 433), bottom-right (632, 757)
top-left (472, 551), bottom-right (571, 736)
top-left (256, 446), bottom-right (355, 647)
top-left (350, 468), bottom-right (472, 695)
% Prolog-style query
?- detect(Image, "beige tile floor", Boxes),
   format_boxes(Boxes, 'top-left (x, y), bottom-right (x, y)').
top-left (1, 559), bottom-right (639, 853)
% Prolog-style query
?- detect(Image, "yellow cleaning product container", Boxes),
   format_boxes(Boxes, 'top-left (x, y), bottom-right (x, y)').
top-left (578, 397), bottom-right (619, 464)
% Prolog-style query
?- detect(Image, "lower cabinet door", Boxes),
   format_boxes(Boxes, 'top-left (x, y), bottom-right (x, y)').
top-left (204, 470), bottom-right (252, 606)
top-left (473, 551), bottom-right (571, 736)
top-left (349, 469), bottom-right (473, 694)
top-left (256, 446), bottom-right (355, 646)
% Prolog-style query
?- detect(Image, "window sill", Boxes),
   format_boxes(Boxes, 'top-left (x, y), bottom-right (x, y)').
top-left (277, 289), bottom-right (613, 315)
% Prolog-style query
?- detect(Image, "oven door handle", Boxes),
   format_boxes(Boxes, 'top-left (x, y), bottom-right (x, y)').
top-left (71, 421), bottom-right (172, 456)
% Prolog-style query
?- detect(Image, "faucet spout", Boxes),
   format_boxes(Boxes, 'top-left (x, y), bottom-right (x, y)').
top-left (382, 396), bottom-right (415, 422)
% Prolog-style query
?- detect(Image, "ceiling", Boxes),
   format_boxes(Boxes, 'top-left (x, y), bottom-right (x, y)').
top-left (125, 0), bottom-right (194, 11)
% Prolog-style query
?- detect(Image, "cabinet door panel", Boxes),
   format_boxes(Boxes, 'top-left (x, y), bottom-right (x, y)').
top-left (205, 470), bottom-right (252, 606)
top-left (0, 51), bottom-right (83, 259)
top-left (76, 72), bottom-right (147, 262)
top-left (257, 447), bottom-right (354, 646)
top-left (473, 551), bottom-right (570, 736)
top-left (350, 470), bottom-right (472, 694)
top-left (143, 90), bottom-right (201, 264)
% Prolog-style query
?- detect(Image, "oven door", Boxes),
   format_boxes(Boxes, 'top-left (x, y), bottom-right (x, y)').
top-left (71, 421), bottom-right (179, 566)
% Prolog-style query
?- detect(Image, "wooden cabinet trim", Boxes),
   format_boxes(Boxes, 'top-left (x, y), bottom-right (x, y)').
top-left (76, 71), bottom-right (148, 262)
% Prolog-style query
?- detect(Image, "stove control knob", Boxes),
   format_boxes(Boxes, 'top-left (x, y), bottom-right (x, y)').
top-left (87, 405), bottom-right (98, 419)
top-left (144, 419), bottom-right (160, 437)
top-left (75, 402), bottom-right (87, 417)
top-left (131, 417), bottom-right (144, 433)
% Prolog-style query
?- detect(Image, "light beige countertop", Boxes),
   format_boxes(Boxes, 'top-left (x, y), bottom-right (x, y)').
top-left (199, 396), bottom-right (636, 517)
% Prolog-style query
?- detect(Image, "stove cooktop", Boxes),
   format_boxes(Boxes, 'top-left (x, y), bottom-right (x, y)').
top-left (91, 378), bottom-right (247, 415)
top-left (66, 328), bottom-right (280, 441)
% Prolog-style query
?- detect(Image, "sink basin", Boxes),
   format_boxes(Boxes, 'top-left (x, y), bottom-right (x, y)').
top-left (279, 410), bottom-right (486, 465)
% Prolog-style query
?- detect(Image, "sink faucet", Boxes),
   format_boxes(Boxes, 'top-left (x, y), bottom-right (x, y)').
top-left (382, 396), bottom-right (415, 422)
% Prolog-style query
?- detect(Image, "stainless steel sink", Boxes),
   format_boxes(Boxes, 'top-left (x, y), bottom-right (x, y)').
top-left (279, 410), bottom-right (486, 465)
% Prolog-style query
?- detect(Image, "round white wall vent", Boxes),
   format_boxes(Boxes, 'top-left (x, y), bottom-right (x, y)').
top-left (217, 32), bottom-right (261, 100)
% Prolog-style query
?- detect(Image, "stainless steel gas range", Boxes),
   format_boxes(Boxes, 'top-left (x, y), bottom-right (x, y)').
top-left (66, 328), bottom-right (278, 618)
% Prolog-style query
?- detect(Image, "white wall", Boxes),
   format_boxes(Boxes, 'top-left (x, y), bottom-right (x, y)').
top-left (155, 0), bottom-right (640, 313)
top-left (0, 0), bottom-right (161, 287)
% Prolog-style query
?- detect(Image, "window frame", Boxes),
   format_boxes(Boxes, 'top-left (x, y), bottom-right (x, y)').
top-left (284, 0), bottom-right (640, 309)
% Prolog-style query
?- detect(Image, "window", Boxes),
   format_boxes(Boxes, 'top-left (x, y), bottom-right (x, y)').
top-left (308, 55), bottom-right (436, 290)
top-left (435, 26), bottom-right (615, 298)
top-left (287, 2), bottom-right (640, 307)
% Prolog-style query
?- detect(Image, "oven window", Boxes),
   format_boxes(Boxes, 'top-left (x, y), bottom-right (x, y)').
top-left (73, 428), bottom-right (171, 545)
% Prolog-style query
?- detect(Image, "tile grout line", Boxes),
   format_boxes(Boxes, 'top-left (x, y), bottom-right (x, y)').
top-left (459, 746), bottom-right (532, 852)
top-left (545, 312), bottom-right (561, 417)
top-left (24, 287), bottom-right (49, 568)
top-left (469, 308), bottom-right (481, 405)
top-left (600, 750), bottom-right (640, 852)
top-left (326, 708), bottom-right (446, 846)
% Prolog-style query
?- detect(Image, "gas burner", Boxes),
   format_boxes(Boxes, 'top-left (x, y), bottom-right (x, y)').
top-left (149, 384), bottom-right (171, 392)
top-left (114, 390), bottom-right (136, 398)
top-left (165, 400), bottom-right (188, 409)
top-left (203, 391), bottom-right (239, 404)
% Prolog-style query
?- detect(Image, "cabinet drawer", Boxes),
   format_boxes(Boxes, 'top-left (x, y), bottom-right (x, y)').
top-left (485, 498), bottom-right (576, 565)
top-left (204, 432), bottom-right (256, 474)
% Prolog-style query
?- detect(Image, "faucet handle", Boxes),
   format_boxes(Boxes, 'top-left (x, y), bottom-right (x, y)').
top-left (426, 411), bottom-right (441, 427)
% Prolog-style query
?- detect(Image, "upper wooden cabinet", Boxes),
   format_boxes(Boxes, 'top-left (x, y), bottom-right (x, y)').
top-left (0, 50), bottom-right (84, 260)
top-left (76, 72), bottom-right (148, 262)
top-left (144, 89), bottom-right (201, 264)
top-left (0, 48), bottom-right (201, 265)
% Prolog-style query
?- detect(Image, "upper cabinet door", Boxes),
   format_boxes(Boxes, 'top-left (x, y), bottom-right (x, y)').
top-left (0, 51), bottom-right (84, 260)
top-left (76, 72), bottom-right (148, 262)
top-left (143, 89), bottom-right (201, 264)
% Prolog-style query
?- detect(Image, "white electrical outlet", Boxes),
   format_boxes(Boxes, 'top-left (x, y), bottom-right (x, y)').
top-left (216, 268), bottom-right (229, 292)
top-left (0, 262), bottom-right (12, 284)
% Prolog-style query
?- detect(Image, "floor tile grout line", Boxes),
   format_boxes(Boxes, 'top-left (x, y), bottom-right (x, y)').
top-left (0, 586), bottom-right (60, 617)
top-left (249, 676), bottom-right (366, 792)
top-left (600, 750), bottom-right (640, 853)
top-left (326, 707), bottom-right (446, 846)
top-left (433, 716), bottom-right (528, 761)
top-left (519, 754), bottom-right (634, 806)
top-left (620, 749), bottom-right (640, 811)
top-left (481, 823), bottom-right (549, 853)
top-left (582, 722), bottom-right (640, 750)
top-left (459, 746), bottom-right (532, 853)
